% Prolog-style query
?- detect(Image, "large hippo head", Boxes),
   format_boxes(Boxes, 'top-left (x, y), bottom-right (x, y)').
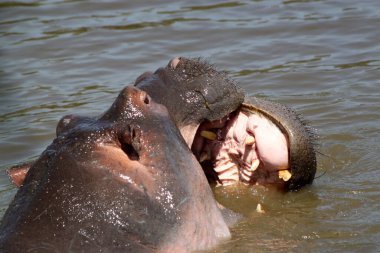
top-left (135, 57), bottom-right (317, 191)
top-left (0, 86), bottom-right (230, 252)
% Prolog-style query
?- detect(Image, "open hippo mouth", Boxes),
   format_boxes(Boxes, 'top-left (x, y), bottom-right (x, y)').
top-left (192, 105), bottom-right (290, 187)
top-left (135, 57), bottom-right (317, 191)
top-left (191, 100), bottom-right (316, 191)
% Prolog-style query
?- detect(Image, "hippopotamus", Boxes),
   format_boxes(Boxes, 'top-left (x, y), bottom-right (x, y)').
top-left (0, 58), bottom-right (246, 253)
top-left (0, 86), bottom-right (235, 252)
top-left (2, 57), bottom-right (317, 252)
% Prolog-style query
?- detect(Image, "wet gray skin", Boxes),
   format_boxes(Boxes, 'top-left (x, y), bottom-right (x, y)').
top-left (0, 86), bottom-right (230, 253)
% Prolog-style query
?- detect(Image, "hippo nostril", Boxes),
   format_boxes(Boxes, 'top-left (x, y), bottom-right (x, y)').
top-left (144, 95), bottom-right (150, 104)
top-left (168, 57), bottom-right (181, 69)
top-left (140, 92), bottom-right (150, 104)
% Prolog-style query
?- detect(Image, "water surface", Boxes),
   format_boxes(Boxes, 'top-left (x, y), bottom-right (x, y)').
top-left (1, 0), bottom-right (380, 252)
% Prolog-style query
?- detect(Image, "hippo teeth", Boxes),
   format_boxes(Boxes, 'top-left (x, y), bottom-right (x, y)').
top-left (199, 152), bottom-right (209, 162)
top-left (193, 102), bottom-right (292, 188)
top-left (200, 130), bottom-right (217, 141)
top-left (248, 159), bottom-right (260, 172)
top-left (278, 170), bottom-right (292, 181)
top-left (256, 203), bottom-right (265, 213)
top-left (245, 135), bottom-right (255, 145)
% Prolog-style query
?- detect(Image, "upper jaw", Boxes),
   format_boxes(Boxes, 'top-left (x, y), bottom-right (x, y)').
top-left (135, 57), bottom-right (245, 127)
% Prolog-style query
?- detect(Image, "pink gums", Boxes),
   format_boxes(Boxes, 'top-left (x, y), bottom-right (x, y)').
top-left (193, 111), bottom-right (289, 186)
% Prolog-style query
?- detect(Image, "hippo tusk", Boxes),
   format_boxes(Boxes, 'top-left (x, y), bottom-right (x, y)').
top-left (200, 130), bottom-right (217, 141)
top-left (245, 135), bottom-right (255, 145)
top-left (248, 159), bottom-right (260, 172)
top-left (199, 152), bottom-right (209, 163)
top-left (256, 203), bottom-right (265, 213)
top-left (278, 170), bottom-right (292, 181)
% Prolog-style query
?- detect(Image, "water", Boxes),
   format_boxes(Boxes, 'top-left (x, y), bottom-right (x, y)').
top-left (1, 0), bottom-right (379, 252)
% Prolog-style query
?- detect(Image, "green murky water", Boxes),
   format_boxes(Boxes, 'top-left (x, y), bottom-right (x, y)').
top-left (1, 1), bottom-right (379, 252)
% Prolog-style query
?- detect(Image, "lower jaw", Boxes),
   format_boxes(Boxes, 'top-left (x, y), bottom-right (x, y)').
top-left (200, 160), bottom-right (288, 190)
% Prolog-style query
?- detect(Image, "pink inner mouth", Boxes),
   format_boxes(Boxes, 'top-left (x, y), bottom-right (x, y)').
top-left (192, 108), bottom-right (290, 187)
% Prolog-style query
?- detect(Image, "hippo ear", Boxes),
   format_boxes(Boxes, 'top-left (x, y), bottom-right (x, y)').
top-left (118, 124), bottom-right (141, 161)
top-left (7, 162), bottom-right (33, 187)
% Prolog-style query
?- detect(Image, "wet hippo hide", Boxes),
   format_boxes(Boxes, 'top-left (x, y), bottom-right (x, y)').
top-left (0, 86), bottom-right (232, 253)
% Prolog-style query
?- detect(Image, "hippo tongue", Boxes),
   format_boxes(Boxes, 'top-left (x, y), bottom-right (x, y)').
top-left (192, 109), bottom-right (290, 186)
